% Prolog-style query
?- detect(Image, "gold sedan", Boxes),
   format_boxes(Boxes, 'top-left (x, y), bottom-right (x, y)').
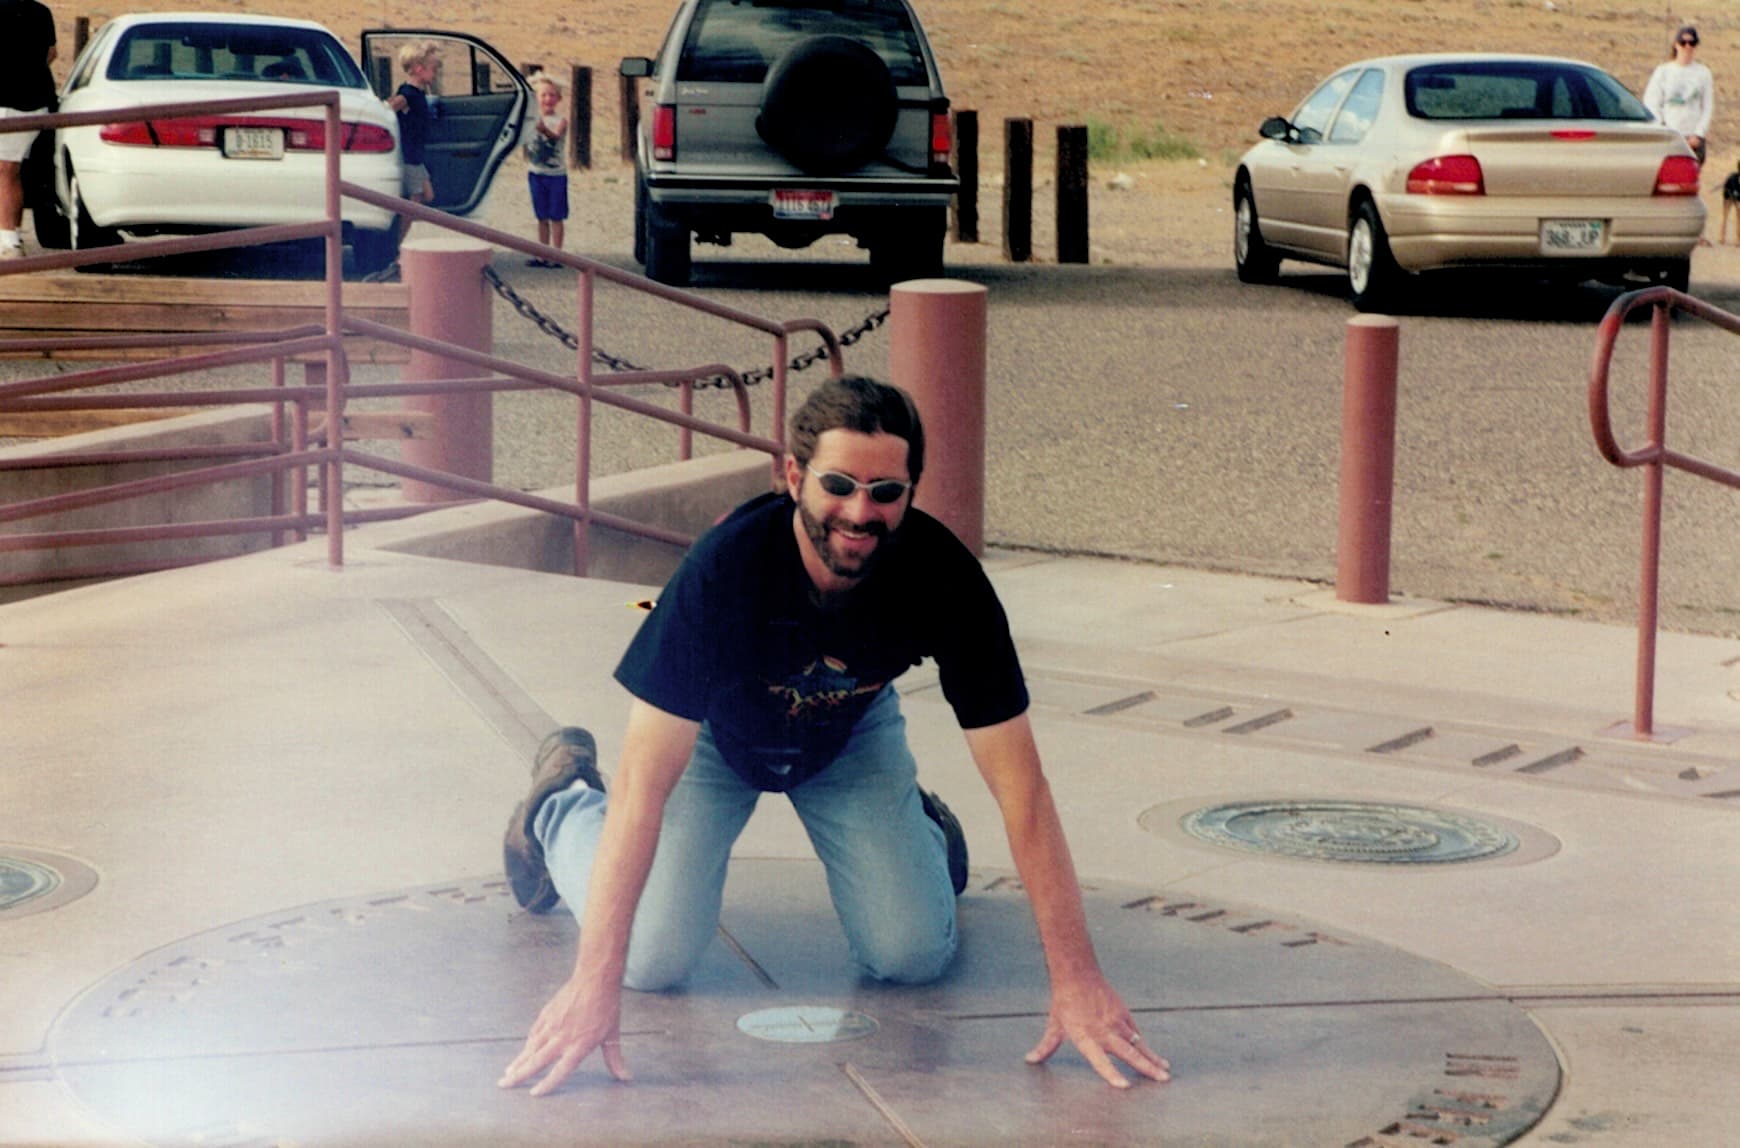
top-left (1233, 54), bottom-right (1706, 311)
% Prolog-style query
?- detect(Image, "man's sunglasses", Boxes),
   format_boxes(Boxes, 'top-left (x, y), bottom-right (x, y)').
top-left (806, 466), bottom-right (911, 504)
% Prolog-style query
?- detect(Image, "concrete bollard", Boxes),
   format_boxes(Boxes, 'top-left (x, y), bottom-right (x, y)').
top-left (400, 237), bottom-right (494, 503)
top-left (1336, 314), bottom-right (1400, 604)
top-left (888, 280), bottom-right (988, 555)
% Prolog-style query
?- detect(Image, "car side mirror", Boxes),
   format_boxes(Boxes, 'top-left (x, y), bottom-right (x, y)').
top-left (619, 57), bottom-right (652, 78)
top-left (1259, 116), bottom-right (1293, 142)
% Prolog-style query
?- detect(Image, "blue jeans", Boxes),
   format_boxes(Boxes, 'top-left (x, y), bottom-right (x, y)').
top-left (534, 688), bottom-right (958, 990)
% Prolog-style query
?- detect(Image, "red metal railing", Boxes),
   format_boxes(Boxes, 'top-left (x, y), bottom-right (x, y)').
top-left (1, 92), bottom-right (842, 588)
top-left (1588, 285), bottom-right (1740, 739)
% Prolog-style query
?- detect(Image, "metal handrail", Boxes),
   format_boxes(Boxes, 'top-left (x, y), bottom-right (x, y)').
top-left (1, 88), bottom-right (844, 589)
top-left (1588, 285), bottom-right (1740, 739)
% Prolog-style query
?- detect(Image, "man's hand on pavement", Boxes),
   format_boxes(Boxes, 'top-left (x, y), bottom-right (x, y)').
top-left (1024, 974), bottom-right (1171, 1089)
top-left (498, 975), bottom-right (632, 1097)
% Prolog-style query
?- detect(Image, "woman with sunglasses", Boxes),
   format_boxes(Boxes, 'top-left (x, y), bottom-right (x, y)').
top-left (1644, 25), bottom-right (1713, 166)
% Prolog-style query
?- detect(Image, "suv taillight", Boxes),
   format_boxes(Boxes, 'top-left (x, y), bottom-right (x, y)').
top-left (652, 105), bottom-right (676, 161)
top-left (930, 110), bottom-right (951, 167)
top-left (1405, 155), bottom-right (1484, 195)
top-left (1654, 155), bottom-right (1701, 195)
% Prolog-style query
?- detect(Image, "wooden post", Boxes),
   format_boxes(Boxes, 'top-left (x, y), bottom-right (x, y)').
top-left (952, 110), bottom-right (979, 244)
top-left (571, 65), bottom-right (593, 170)
top-left (619, 72), bottom-right (640, 162)
top-left (1003, 117), bottom-right (1033, 263)
top-left (1056, 125), bottom-right (1089, 264)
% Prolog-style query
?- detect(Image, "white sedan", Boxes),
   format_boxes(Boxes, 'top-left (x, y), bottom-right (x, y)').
top-left (1233, 54), bottom-right (1706, 310)
top-left (41, 14), bottom-right (529, 274)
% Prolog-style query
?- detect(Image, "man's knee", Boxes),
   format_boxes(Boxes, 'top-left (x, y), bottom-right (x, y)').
top-left (855, 922), bottom-right (957, 985)
top-left (622, 945), bottom-right (704, 993)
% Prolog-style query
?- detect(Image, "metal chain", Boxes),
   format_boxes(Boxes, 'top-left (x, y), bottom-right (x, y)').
top-left (481, 265), bottom-right (889, 389)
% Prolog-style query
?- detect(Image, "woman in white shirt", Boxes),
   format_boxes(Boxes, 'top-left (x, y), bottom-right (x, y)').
top-left (1644, 25), bottom-right (1713, 165)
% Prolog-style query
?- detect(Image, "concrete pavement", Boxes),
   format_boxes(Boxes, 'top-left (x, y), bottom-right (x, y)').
top-left (2, 504), bottom-right (1737, 1145)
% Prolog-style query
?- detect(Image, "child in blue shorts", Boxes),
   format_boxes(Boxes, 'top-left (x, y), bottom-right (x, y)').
top-left (525, 75), bottom-right (569, 267)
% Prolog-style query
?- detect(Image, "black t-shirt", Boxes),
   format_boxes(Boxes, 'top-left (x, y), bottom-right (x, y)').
top-left (395, 83), bottom-right (430, 165)
top-left (615, 492), bottom-right (1030, 791)
top-left (0, 0), bottom-right (57, 112)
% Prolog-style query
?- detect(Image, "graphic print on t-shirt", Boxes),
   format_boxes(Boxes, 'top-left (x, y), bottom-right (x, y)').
top-left (765, 655), bottom-right (886, 723)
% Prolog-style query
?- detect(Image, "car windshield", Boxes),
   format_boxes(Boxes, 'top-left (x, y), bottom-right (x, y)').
top-left (678, 0), bottom-right (927, 85)
top-left (1405, 61), bottom-right (1653, 122)
top-left (106, 22), bottom-right (366, 87)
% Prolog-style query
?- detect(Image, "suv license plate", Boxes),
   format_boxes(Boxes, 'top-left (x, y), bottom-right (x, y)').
top-left (1540, 219), bottom-right (1604, 254)
top-left (223, 126), bottom-right (285, 160)
top-left (772, 190), bottom-right (836, 221)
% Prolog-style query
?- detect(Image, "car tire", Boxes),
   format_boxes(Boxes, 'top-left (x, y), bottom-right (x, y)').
top-left (351, 227), bottom-right (400, 276)
top-left (633, 170), bottom-right (648, 267)
top-left (757, 35), bottom-right (898, 176)
top-left (1233, 180), bottom-right (1280, 284)
top-left (1347, 199), bottom-right (1405, 313)
top-left (1661, 257), bottom-right (1691, 295)
top-left (26, 134), bottom-right (69, 250)
top-left (69, 171), bottom-right (121, 251)
top-left (868, 209), bottom-right (946, 284)
top-left (643, 201), bottom-right (691, 287)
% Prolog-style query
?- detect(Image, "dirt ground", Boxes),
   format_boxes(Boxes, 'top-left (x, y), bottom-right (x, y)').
top-left (37, 0), bottom-right (1740, 264)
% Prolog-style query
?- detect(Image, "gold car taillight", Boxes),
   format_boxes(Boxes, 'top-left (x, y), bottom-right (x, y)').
top-left (1653, 155), bottom-right (1701, 195)
top-left (1405, 155), bottom-right (1485, 195)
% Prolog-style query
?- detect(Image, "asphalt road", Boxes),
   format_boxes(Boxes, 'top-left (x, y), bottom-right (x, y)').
top-left (12, 178), bottom-right (1737, 637)
top-left (475, 218), bottom-right (1740, 640)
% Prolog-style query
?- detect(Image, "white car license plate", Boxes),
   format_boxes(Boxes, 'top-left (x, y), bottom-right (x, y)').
top-left (1540, 219), bottom-right (1604, 255)
top-left (223, 126), bottom-right (285, 160)
top-left (771, 189), bottom-right (835, 221)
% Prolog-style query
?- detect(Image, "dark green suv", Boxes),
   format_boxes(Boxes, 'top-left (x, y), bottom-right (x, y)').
top-left (620, 0), bottom-right (958, 285)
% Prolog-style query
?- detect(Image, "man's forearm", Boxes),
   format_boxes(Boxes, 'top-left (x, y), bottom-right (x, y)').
top-left (999, 775), bottom-right (1103, 985)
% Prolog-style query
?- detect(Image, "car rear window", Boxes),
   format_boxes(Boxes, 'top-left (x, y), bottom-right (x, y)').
top-left (106, 22), bottom-right (366, 88)
top-left (1405, 61), bottom-right (1652, 122)
top-left (678, 0), bottom-right (928, 85)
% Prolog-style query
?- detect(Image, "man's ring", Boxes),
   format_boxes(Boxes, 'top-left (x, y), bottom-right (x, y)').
top-left (1130, 1033), bottom-right (1143, 1043)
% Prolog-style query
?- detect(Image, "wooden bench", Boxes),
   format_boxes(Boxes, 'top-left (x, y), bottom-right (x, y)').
top-left (0, 274), bottom-right (410, 364)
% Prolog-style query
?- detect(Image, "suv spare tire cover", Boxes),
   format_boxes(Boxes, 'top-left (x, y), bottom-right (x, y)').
top-left (757, 35), bottom-right (899, 176)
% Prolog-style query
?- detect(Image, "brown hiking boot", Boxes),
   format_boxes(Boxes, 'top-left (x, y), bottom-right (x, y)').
top-left (503, 726), bottom-right (603, 913)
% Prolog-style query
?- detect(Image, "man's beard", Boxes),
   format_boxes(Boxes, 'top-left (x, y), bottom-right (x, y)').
top-left (798, 499), bottom-right (893, 581)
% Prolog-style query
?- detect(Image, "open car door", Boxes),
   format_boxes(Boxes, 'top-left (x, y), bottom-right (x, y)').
top-left (360, 30), bottom-right (531, 216)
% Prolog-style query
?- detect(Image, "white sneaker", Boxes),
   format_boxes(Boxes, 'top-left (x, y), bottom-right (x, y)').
top-left (0, 245), bottom-right (23, 260)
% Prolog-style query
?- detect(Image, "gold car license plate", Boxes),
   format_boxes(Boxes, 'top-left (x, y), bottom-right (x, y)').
top-left (223, 126), bottom-right (285, 160)
top-left (1540, 219), bottom-right (1604, 255)
top-left (771, 189), bottom-right (835, 221)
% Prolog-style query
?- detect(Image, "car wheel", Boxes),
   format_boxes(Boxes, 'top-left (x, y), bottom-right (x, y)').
top-left (633, 170), bottom-right (648, 267)
top-left (868, 211), bottom-right (946, 285)
top-left (1661, 257), bottom-right (1691, 295)
top-left (643, 201), bottom-right (691, 287)
top-left (26, 134), bottom-right (69, 250)
top-left (756, 35), bottom-right (898, 176)
top-left (69, 171), bottom-right (121, 251)
top-left (1233, 181), bottom-right (1280, 284)
top-left (1347, 199), bottom-right (1405, 312)
top-left (351, 227), bottom-right (400, 276)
